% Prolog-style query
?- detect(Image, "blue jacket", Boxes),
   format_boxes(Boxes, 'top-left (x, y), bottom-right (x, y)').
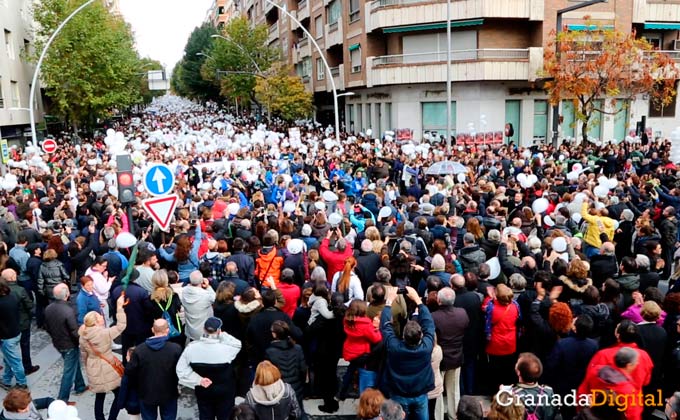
top-left (269, 186), bottom-right (286, 205)
top-left (76, 289), bottom-right (102, 325)
top-left (380, 304), bottom-right (435, 398)
top-left (111, 283), bottom-right (151, 335)
top-left (159, 224), bottom-right (202, 284)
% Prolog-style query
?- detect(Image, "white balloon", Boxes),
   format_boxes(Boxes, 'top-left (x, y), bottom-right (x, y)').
top-left (90, 180), bottom-right (105, 192)
top-left (378, 206), bottom-right (392, 219)
top-left (544, 215), bottom-right (555, 227)
top-left (486, 257), bottom-right (501, 280)
top-left (594, 185), bottom-right (609, 198)
top-left (283, 201), bottom-right (296, 213)
top-left (552, 237), bottom-right (567, 253)
top-left (566, 171), bottom-right (580, 181)
top-left (48, 400), bottom-right (68, 420)
top-left (532, 198), bottom-right (549, 214)
top-left (571, 212), bottom-right (582, 223)
top-left (572, 163), bottom-right (583, 172)
top-left (328, 212), bottom-right (343, 227)
top-left (597, 176), bottom-right (609, 186)
top-left (106, 129), bottom-right (115, 138)
top-left (115, 232), bottom-right (137, 249)
top-left (516, 173), bottom-right (528, 184)
top-left (607, 178), bottom-right (618, 189)
top-left (228, 202), bottom-right (240, 215)
top-left (322, 191), bottom-right (339, 202)
top-left (527, 174), bottom-right (538, 186)
top-left (108, 185), bottom-right (118, 197)
top-left (457, 173), bottom-right (466, 183)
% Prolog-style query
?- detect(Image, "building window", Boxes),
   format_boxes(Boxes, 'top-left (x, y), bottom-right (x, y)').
top-left (315, 16), bottom-right (323, 39)
top-left (0, 78), bottom-right (4, 108)
top-left (316, 58), bottom-right (325, 80)
top-left (533, 100), bottom-right (548, 142)
top-left (385, 102), bottom-right (392, 132)
top-left (366, 103), bottom-right (372, 130)
top-left (649, 82), bottom-right (677, 118)
top-left (348, 104), bottom-right (354, 132)
top-left (327, 0), bottom-right (340, 25)
top-left (350, 46), bottom-right (362, 73)
top-left (422, 101), bottom-right (456, 137)
top-left (349, 0), bottom-right (360, 22)
top-left (23, 39), bottom-right (30, 56)
top-left (10, 80), bottom-right (19, 108)
top-left (4, 30), bottom-right (14, 60)
top-left (356, 103), bottom-right (363, 131)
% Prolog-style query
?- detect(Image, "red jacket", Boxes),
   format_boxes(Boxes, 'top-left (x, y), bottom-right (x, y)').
top-left (484, 299), bottom-right (520, 356)
top-left (319, 238), bottom-right (353, 283)
top-left (278, 283), bottom-right (301, 318)
top-left (343, 317), bottom-right (382, 361)
top-left (584, 342), bottom-right (653, 392)
top-left (578, 365), bottom-right (643, 420)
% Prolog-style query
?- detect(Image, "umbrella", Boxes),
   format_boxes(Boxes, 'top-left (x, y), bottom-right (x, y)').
top-left (425, 160), bottom-right (468, 176)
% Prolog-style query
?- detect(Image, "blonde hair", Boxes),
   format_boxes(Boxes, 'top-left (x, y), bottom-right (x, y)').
top-left (496, 284), bottom-right (514, 306)
top-left (253, 361), bottom-right (282, 386)
top-left (151, 269), bottom-right (173, 303)
top-left (43, 249), bottom-right (58, 262)
top-left (641, 301), bottom-right (662, 322)
top-left (83, 311), bottom-right (101, 328)
top-left (487, 390), bottom-right (525, 420)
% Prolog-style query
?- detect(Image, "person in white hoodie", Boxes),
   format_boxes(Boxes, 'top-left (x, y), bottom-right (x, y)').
top-left (176, 317), bottom-right (242, 420)
top-left (246, 361), bottom-right (301, 420)
top-left (180, 271), bottom-right (216, 342)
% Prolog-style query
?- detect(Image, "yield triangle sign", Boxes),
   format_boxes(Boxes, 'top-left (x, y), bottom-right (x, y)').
top-left (142, 194), bottom-right (179, 230)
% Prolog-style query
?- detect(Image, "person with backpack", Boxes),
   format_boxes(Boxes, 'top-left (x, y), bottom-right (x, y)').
top-left (147, 269), bottom-right (185, 348)
top-left (505, 352), bottom-right (557, 420)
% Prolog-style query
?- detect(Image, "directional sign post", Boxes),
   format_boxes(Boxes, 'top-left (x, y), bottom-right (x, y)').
top-left (143, 163), bottom-right (175, 196)
top-left (142, 194), bottom-right (179, 230)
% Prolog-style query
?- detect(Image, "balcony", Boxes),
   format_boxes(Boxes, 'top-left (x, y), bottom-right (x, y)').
top-left (327, 64), bottom-right (345, 91)
top-left (268, 22), bottom-right (279, 43)
top-left (325, 18), bottom-right (343, 47)
top-left (265, 0), bottom-right (275, 14)
top-left (368, 48), bottom-right (540, 86)
top-left (633, 0), bottom-right (680, 23)
top-left (366, 0), bottom-right (544, 32)
top-left (298, 0), bottom-right (310, 21)
top-left (293, 39), bottom-right (312, 64)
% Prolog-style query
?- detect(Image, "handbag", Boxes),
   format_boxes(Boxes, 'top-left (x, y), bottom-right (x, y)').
top-left (86, 339), bottom-right (124, 377)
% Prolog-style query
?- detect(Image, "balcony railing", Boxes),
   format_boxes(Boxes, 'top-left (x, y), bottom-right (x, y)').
top-left (372, 48), bottom-right (529, 66)
top-left (298, 0), bottom-right (307, 9)
top-left (330, 66), bottom-right (341, 76)
top-left (299, 36), bottom-right (309, 47)
top-left (329, 21), bottom-right (338, 32)
top-left (371, 0), bottom-right (438, 10)
top-left (268, 23), bottom-right (278, 34)
top-left (302, 75), bottom-right (311, 82)
top-left (643, 50), bottom-right (680, 61)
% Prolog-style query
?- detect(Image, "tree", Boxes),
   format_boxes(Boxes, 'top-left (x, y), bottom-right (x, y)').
top-left (170, 60), bottom-right (187, 97)
top-left (32, 0), bottom-right (142, 133)
top-left (254, 63), bottom-right (313, 121)
top-left (201, 17), bottom-right (279, 106)
top-left (543, 21), bottom-right (679, 142)
top-left (177, 23), bottom-right (219, 101)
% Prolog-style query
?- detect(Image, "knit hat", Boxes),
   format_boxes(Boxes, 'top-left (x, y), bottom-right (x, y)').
top-left (301, 224), bottom-right (312, 237)
top-left (431, 254), bottom-right (446, 270)
top-left (204, 317), bottom-right (222, 333)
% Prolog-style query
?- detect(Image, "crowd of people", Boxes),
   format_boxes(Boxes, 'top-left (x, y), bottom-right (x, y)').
top-left (1, 96), bottom-right (680, 420)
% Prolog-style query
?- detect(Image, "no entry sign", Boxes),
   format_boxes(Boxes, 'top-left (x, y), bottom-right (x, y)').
top-left (42, 139), bottom-right (57, 154)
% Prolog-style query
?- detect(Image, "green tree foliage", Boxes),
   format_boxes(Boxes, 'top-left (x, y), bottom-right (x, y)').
top-left (254, 63), bottom-right (313, 121)
top-left (177, 23), bottom-right (219, 101)
top-left (32, 0), bottom-right (142, 132)
top-left (201, 17), bottom-right (279, 106)
top-left (170, 60), bottom-right (187, 96)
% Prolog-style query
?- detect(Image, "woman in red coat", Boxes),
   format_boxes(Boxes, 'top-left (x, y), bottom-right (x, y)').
top-left (339, 300), bottom-right (382, 399)
top-left (484, 283), bottom-right (520, 391)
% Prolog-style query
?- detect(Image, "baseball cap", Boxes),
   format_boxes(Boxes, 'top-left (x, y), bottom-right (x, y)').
top-left (204, 317), bottom-right (223, 333)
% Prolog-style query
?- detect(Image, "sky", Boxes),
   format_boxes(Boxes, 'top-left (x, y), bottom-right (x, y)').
top-left (119, 0), bottom-right (214, 73)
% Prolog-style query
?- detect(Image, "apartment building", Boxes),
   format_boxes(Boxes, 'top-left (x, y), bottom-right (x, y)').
top-left (208, 0), bottom-right (237, 26)
top-left (235, 0), bottom-right (680, 145)
top-left (0, 0), bottom-right (45, 143)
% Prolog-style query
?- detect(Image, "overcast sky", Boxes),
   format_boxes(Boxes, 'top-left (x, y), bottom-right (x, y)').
top-left (119, 0), bottom-right (214, 73)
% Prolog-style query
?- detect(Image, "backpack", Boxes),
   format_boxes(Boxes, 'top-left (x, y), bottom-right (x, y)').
top-left (156, 293), bottom-right (181, 338)
top-left (514, 385), bottom-right (544, 420)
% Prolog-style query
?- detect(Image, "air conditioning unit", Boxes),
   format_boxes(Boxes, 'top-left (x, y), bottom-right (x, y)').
top-left (674, 39), bottom-right (680, 51)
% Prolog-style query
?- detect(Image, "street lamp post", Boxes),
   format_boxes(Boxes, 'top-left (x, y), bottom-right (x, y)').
top-left (211, 34), bottom-right (263, 74)
top-left (551, 0), bottom-right (607, 148)
top-left (445, 0), bottom-right (451, 154)
top-left (262, 0), bottom-right (340, 139)
top-left (29, 0), bottom-right (98, 148)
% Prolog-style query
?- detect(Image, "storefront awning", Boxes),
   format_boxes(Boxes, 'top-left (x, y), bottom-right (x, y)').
top-left (567, 24), bottom-right (614, 31)
top-left (348, 43), bottom-right (360, 51)
top-left (383, 19), bottom-right (483, 33)
top-left (644, 22), bottom-right (680, 30)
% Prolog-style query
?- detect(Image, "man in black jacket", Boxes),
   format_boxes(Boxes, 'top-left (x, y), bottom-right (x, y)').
top-left (226, 238), bottom-right (255, 286)
top-left (589, 242), bottom-right (618, 288)
top-left (4, 269), bottom-right (39, 375)
top-left (126, 318), bottom-right (183, 420)
top-left (354, 240), bottom-right (382, 291)
top-left (451, 274), bottom-right (482, 396)
top-left (44, 283), bottom-right (86, 401)
top-left (246, 289), bottom-right (302, 366)
top-left (431, 287), bottom-right (469, 417)
top-left (0, 278), bottom-right (25, 389)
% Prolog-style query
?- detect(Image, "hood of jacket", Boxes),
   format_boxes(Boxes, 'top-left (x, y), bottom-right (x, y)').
top-left (617, 274), bottom-right (640, 291)
top-left (145, 335), bottom-right (169, 351)
top-left (258, 247), bottom-right (278, 263)
top-left (561, 276), bottom-right (593, 293)
top-left (581, 303), bottom-right (610, 320)
top-left (459, 245), bottom-right (485, 262)
top-left (181, 285), bottom-right (212, 305)
top-left (235, 299), bottom-right (262, 314)
top-left (595, 365), bottom-right (629, 387)
top-left (249, 379), bottom-right (286, 405)
top-left (78, 324), bottom-right (108, 346)
top-left (343, 316), bottom-right (374, 338)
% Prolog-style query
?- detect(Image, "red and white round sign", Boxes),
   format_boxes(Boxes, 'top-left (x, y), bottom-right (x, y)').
top-left (42, 139), bottom-right (57, 154)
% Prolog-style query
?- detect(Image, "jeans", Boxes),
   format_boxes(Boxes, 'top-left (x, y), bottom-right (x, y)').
top-left (95, 388), bottom-right (120, 420)
top-left (391, 394), bottom-right (428, 420)
top-left (139, 400), bottom-right (178, 420)
top-left (339, 354), bottom-right (369, 398)
top-left (443, 367), bottom-right (461, 418)
top-left (2, 334), bottom-right (26, 386)
top-left (197, 398), bottom-right (232, 420)
top-left (20, 328), bottom-right (34, 371)
top-left (58, 348), bottom-right (86, 401)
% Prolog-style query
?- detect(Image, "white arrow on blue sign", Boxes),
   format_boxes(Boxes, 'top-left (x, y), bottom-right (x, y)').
top-left (142, 163), bottom-right (175, 196)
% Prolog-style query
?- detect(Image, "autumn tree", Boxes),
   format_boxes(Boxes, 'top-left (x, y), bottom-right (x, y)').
top-left (201, 17), bottom-right (279, 107)
top-left (32, 0), bottom-right (143, 133)
top-left (543, 22), bottom-right (679, 143)
top-left (254, 63), bottom-right (313, 121)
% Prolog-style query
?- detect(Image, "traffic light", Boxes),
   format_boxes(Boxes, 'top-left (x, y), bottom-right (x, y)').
top-left (116, 155), bottom-right (136, 204)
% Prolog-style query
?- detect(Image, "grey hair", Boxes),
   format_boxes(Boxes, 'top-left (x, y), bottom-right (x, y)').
top-left (380, 400), bottom-right (405, 420)
top-left (226, 261), bottom-right (238, 274)
top-left (509, 273), bottom-right (527, 291)
top-left (336, 238), bottom-right (347, 251)
top-left (635, 254), bottom-right (650, 270)
top-left (376, 267), bottom-right (392, 283)
top-left (437, 287), bottom-right (456, 306)
top-left (310, 266), bottom-right (327, 283)
top-left (53, 284), bottom-right (69, 301)
top-left (450, 274), bottom-right (465, 289)
top-left (669, 392), bottom-right (680, 417)
top-left (189, 271), bottom-right (203, 286)
top-left (614, 346), bottom-right (638, 369)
